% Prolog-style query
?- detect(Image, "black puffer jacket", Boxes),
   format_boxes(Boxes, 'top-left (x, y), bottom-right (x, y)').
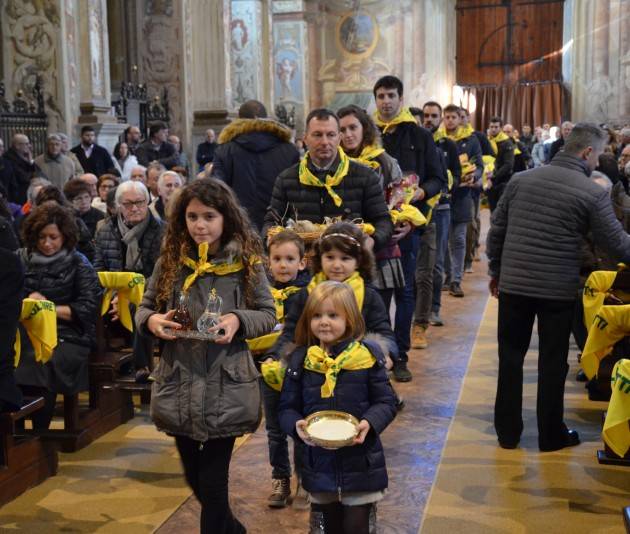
top-left (212, 119), bottom-right (299, 231)
top-left (3, 148), bottom-right (40, 204)
top-left (279, 338), bottom-right (396, 494)
top-left (487, 153), bottom-right (630, 300)
top-left (18, 248), bottom-right (101, 347)
top-left (263, 157), bottom-right (393, 251)
top-left (93, 213), bottom-right (164, 278)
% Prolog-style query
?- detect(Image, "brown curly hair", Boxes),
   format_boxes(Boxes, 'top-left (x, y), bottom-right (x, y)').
top-left (155, 178), bottom-right (264, 309)
top-left (311, 221), bottom-right (376, 282)
top-left (22, 201), bottom-right (78, 252)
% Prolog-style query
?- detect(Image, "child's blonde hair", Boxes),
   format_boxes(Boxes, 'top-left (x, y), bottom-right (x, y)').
top-left (295, 281), bottom-right (365, 346)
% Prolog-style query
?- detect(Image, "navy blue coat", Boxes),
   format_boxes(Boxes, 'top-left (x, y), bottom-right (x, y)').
top-left (278, 338), bottom-right (396, 494)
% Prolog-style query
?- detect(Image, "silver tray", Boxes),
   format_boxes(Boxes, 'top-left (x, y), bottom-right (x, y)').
top-left (162, 328), bottom-right (222, 340)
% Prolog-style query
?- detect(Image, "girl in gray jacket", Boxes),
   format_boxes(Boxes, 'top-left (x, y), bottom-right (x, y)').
top-left (136, 178), bottom-right (276, 533)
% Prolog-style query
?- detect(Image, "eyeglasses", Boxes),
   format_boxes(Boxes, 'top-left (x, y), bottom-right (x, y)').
top-left (121, 200), bottom-right (147, 209)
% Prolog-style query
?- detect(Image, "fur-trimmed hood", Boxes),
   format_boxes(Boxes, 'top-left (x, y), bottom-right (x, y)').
top-left (218, 118), bottom-right (292, 150)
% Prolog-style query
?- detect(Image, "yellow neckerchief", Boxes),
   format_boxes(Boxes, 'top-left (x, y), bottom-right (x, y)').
top-left (482, 154), bottom-right (496, 188)
top-left (14, 298), bottom-right (57, 367)
top-left (437, 124), bottom-right (474, 143)
top-left (374, 107), bottom-right (417, 134)
top-left (390, 203), bottom-right (426, 227)
top-left (298, 148), bottom-right (350, 207)
top-left (304, 341), bottom-right (375, 398)
top-left (181, 241), bottom-right (245, 292)
top-left (271, 285), bottom-right (302, 323)
top-left (98, 271), bottom-right (145, 332)
top-left (308, 271), bottom-right (364, 310)
top-left (583, 271), bottom-right (619, 330)
top-left (581, 303), bottom-right (630, 379)
top-left (351, 145), bottom-right (385, 170)
top-left (603, 359), bottom-right (630, 457)
top-left (489, 131), bottom-right (510, 157)
top-left (261, 359), bottom-right (286, 392)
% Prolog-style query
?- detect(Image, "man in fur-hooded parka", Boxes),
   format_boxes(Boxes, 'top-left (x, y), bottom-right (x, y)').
top-left (211, 100), bottom-right (300, 232)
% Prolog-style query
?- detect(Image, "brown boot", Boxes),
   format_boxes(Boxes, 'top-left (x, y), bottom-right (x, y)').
top-left (267, 478), bottom-right (291, 508)
top-left (411, 324), bottom-right (428, 349)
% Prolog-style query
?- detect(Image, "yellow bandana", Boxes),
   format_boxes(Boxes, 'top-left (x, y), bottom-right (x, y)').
top-left (304, 341), bottom-right (375, 398)
top-left (437, 124), bottom-right (474, 143)
top-left (14, 298), bottom-right (58, 367)
top-left (261, 359), bottom-right (287, 392)
top-left (271, 286), bottom-right (302, 323)
top-left (583, 271), bottom-right (618, 331)
top-left (98, 271), bottom-right (145, 332)
top-left (352, 145), bottom-right (385, 170)
top-left (308, 271), bottom-right (364, 311)
top-left (390, 203), bottom-right (426, 227)
top-left (374, 107), bottom-right (417, 134)
top-left (582, 303), bottom-right (630, 379)
top-left (298, 148), bottom-right (350, 207)
top-left (181, 242), bottom-right (246, 292)
top-left (603, 359), bottom-right (630, 457)
top-left (489, 131), bottom-right (511, 157)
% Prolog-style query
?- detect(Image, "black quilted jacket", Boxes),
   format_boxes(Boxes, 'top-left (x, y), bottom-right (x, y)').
top-left (93, 214), bottom-right (164, 279)
top-left (263, 159), bottom-right (393, 251)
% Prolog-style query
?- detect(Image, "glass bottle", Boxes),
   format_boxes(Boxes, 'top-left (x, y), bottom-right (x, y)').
top-left (173, 290), bottom-right (193, 330)
top-left (197, 288), bottom-right (223, 334)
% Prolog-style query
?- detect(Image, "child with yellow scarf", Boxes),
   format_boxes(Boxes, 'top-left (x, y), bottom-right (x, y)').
top-left (278, 281), bottom-right (396, 533)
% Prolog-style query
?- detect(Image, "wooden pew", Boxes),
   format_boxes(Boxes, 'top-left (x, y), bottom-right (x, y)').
top-left (30, 307), bottom-right (135, 453)
top-left (0, 398), bottom-right (58, 506)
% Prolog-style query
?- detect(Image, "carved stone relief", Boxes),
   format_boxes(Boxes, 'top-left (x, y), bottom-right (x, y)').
top-left (1, 0), bottom-right (64, 131)
top-left (88, 0), bottom-right (105, 98)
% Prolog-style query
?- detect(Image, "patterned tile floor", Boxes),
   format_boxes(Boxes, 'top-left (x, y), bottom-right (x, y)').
top-left (157, 249), bottom-right (491, 534)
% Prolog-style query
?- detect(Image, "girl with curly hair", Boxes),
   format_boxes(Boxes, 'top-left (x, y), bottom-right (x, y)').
top-left (135, 178), bottom-right (276, 534)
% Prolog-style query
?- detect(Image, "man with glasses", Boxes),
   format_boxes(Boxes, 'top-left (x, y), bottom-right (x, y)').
top-left (94, 180), bottom-right (164, 381)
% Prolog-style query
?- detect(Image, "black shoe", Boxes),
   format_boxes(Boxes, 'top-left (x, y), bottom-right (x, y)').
top-left (498, 437), bottom-right (519, 449)
top-left (449, 282), bottom-right (465, 297)
top-left (539, 429), bottom-right (580, 452)
top-left (576, 369), bottom-right (588, 382)
top-left (395, 393), bottom-right (405, 411)
top-left (393, 361), bottom-right (412, 382)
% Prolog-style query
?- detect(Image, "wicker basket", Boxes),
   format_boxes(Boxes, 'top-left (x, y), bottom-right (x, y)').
top-left (266, 226), bottom-right (323, 244)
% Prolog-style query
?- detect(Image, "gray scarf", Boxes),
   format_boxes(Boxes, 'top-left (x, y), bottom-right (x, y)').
top-left (117, 213), bottom-right (150, 271)
top-left (24, 248), bottom-right (69, 266)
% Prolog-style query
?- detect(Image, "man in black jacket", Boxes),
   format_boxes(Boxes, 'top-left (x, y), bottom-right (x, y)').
top-left (373, 75), bottom-right (444, 380)
top-left (71, 126), bottom-right (115, 178)
top-left (487, 123), bottom-right (630, 452)
top-left (486, 116), bottom-right (515, 211)
top-left (135, 121), bottom-right (179, 169)
top-left (3, 134), bottom-right (41, 204)
top-left (263, 108), bottom-right (392, 251)
top-left (213, 100), bottom-right (299, 232)
top-left (196, 129), bottom-right (218, 170)
top-left (548, 121), bottom-right (574, 161)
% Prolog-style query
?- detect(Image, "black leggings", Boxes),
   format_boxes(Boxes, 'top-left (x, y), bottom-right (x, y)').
top-left (312, 502), bottom-right (371, 534)
top-left (174, 435), bottom-right (245, 534)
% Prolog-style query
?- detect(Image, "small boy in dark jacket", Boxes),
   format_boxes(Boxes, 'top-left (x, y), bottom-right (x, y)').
top-left (256, 230), bottom-right (310, 508)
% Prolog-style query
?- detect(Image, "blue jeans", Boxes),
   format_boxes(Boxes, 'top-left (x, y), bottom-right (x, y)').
top-left (432, 208), bottom-right (451, 314)
top-left (390, 230), bottom-right (420, 362)
top-left (448, 221), bottom-right (468, 284)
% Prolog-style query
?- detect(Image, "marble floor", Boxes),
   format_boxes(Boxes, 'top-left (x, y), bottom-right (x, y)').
top-left (157, 252), bottom-right (492, 533)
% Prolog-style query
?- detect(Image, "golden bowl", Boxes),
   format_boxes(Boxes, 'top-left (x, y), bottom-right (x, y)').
top-left (305, 410), bottom-right (360, 449)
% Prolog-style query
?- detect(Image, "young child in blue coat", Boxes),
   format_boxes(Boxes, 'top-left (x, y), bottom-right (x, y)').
top-left (278, 281), bottom-right (397, 533)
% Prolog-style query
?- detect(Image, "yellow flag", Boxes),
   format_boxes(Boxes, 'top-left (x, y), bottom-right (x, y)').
top-left (14, 298), bottom-right (58, 366)
top-left (98, 271), bottom-right (146, 332)
top-left (602, 359), bottom-right (630, 457)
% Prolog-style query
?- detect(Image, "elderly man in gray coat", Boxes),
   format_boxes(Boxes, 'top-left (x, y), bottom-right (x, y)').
top-left (487, 123), bottom-right (630, 452)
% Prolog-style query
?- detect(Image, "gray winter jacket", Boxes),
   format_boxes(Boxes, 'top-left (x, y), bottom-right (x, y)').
top-left (135, 242), bottom-right (276, 441)
top-left (487, 152), bottom-right (630, 300)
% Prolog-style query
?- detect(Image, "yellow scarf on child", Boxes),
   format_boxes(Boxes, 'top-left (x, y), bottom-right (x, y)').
top-left (374, 107), bottom-right (418, 134)
top-left (298, 148), bottom-right (350, 207)
top-left (181, 242), bottom-right (246, 292)
top-left (98, 271), bottom-right (145, 332)
top-left (271, 286), bottom-right (302, 323)
top-left (489, 131), bottom-right (511, 157)
top-left (308, 271), bottom-right (364, 310)
top-left (14, 298), bottom-right (57, 367)
top-left (261, 360), bottom-right (286, 392)
top-left (304, 341), bottom-right (375, 398)
top-left (603, 359), bottom-right (630, 457)
top-left (352, 145), bottom-right (385, 170)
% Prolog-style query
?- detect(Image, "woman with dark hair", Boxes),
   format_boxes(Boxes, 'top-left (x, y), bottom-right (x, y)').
top-left (92, 173), bottom-right (120, 213)
top-left (113, 142), bottom-right (138, 182)
top-left (15, 201), bottom-right (100, 429)
top-left (337, 105), bottom-right (407, 317)
top-left (33, 185), bottom-right (96, 262)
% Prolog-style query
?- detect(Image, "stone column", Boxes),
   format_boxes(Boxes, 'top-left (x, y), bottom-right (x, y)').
top-left (76, 0), bottom-right (125, 150)
top-left (189, 0), bottom-right (233, 174)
